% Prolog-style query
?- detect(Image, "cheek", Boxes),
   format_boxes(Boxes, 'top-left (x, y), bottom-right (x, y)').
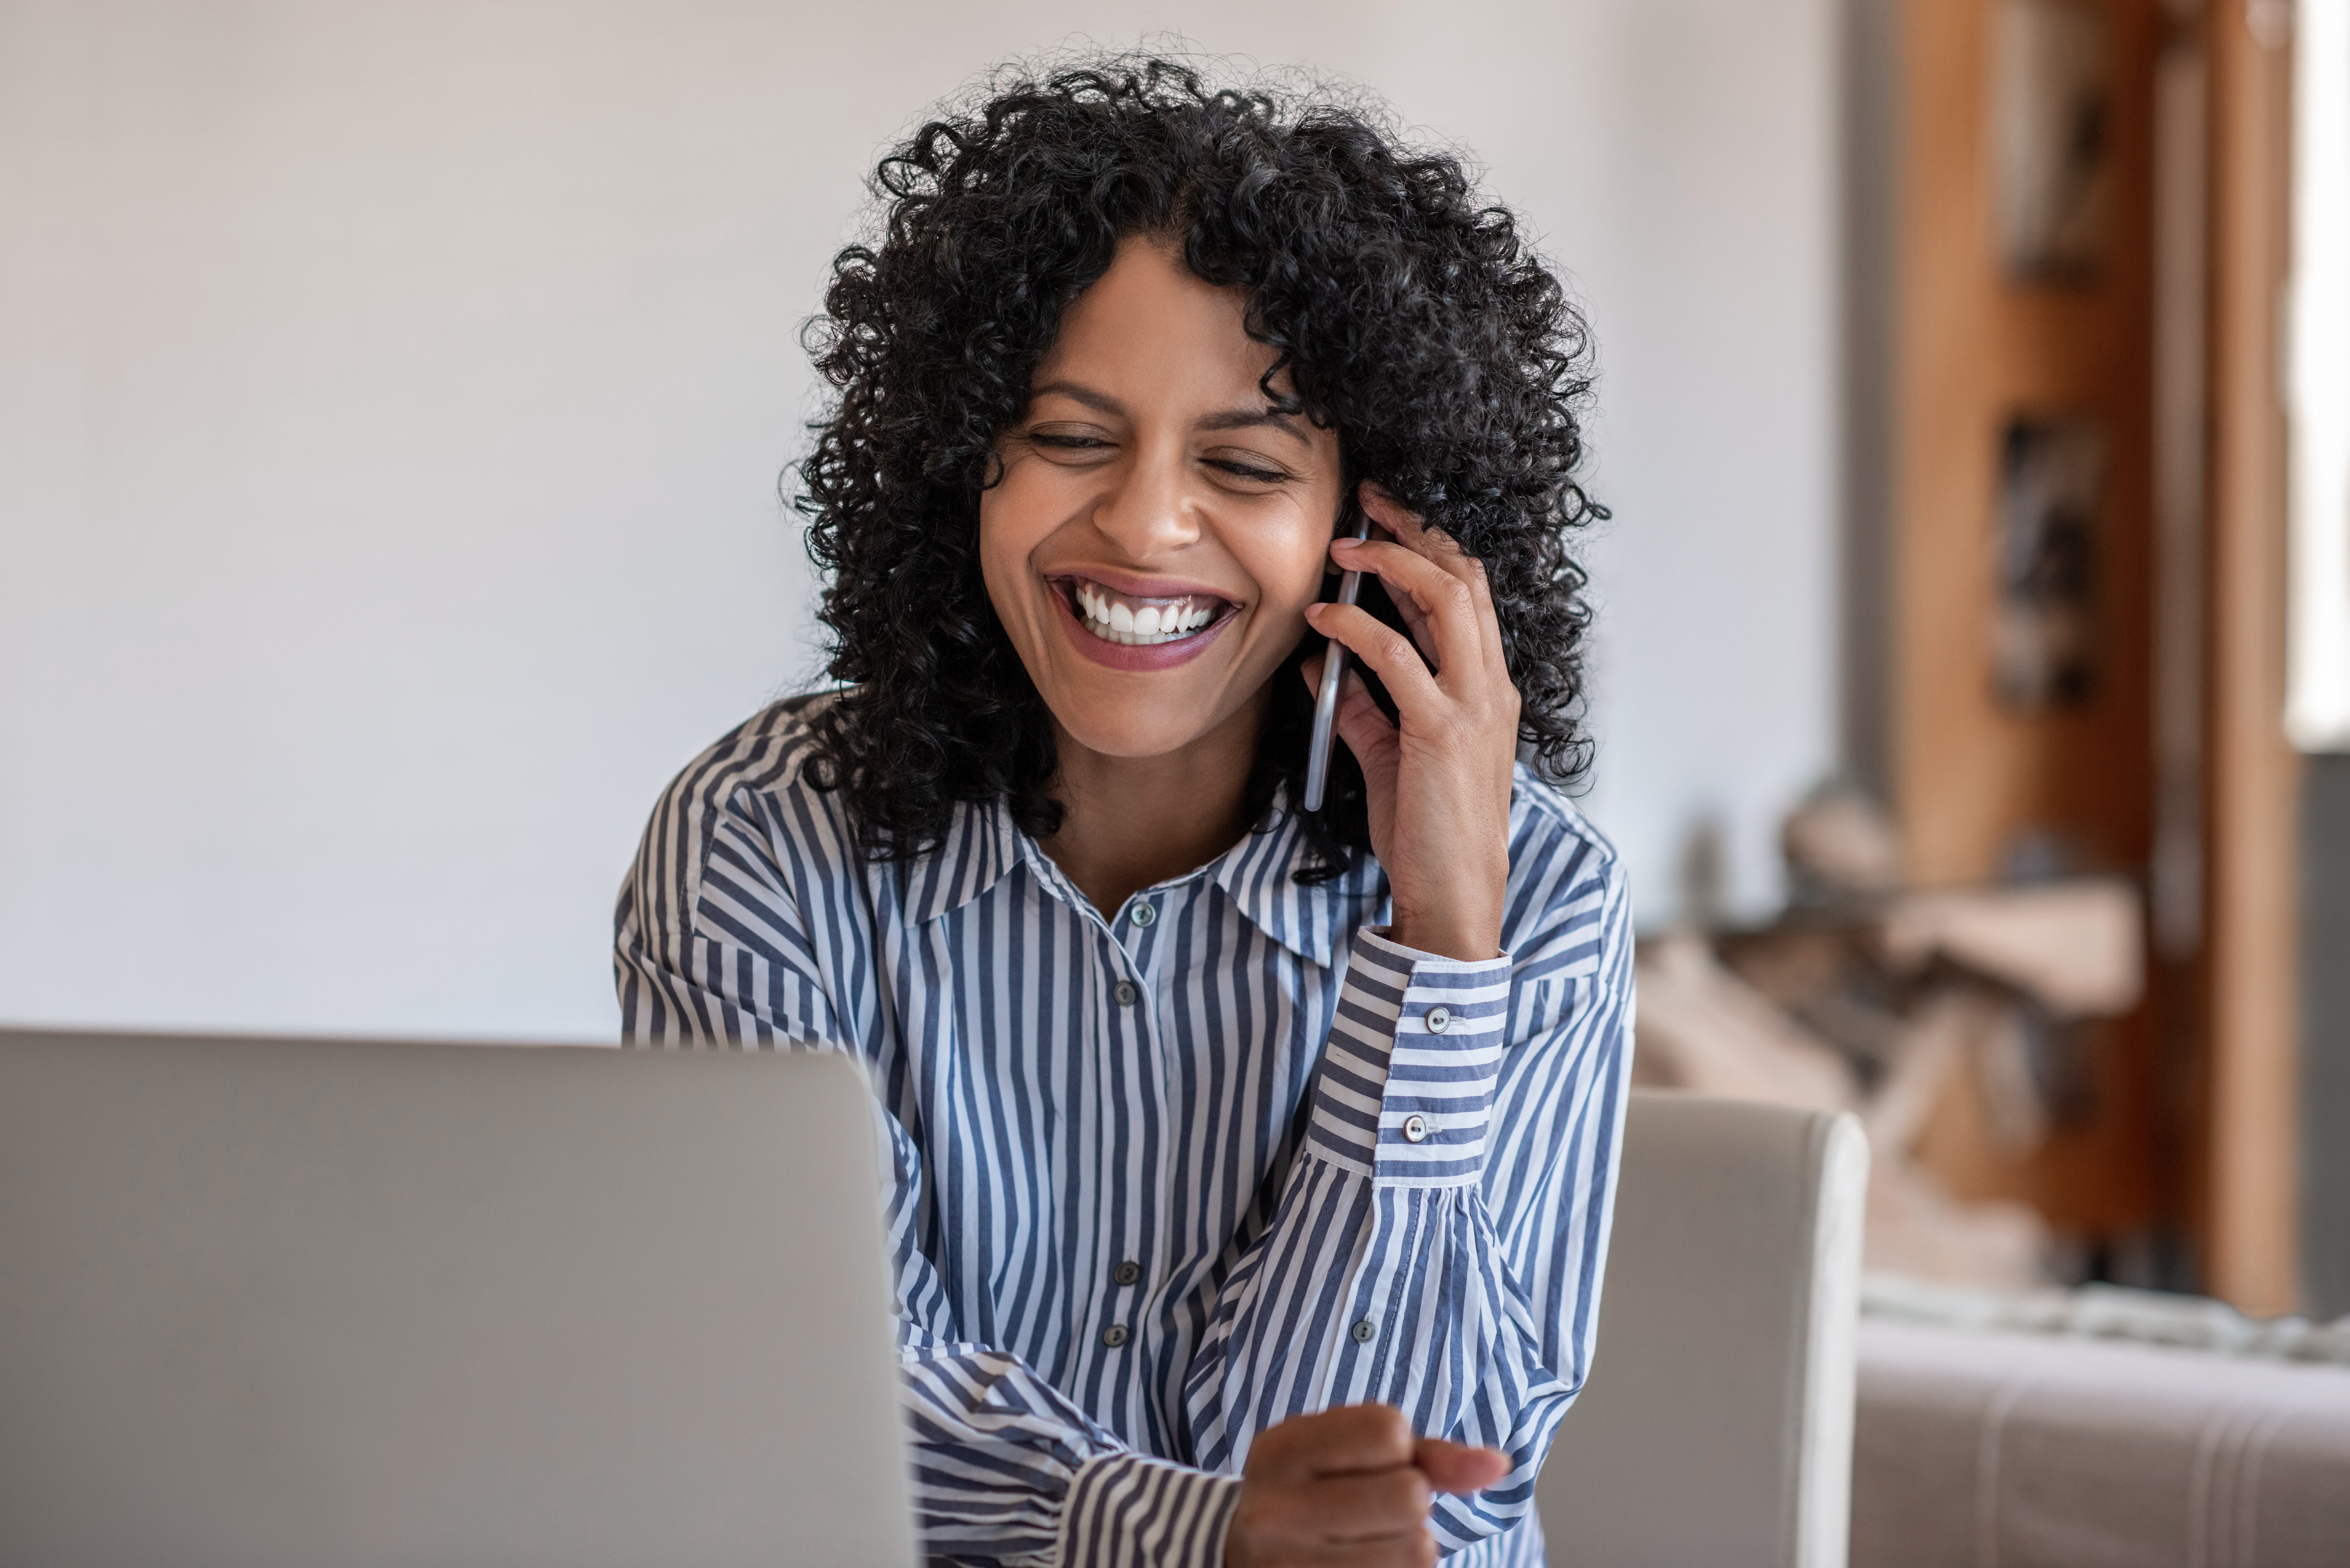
top-left (1241, 509), bottom-right (1339, 618)
top-left (976, 474), bottom-right (1049, 615)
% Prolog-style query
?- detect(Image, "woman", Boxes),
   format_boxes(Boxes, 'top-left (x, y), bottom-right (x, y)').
top-left (616, 58), bottom-right (1631, 1568)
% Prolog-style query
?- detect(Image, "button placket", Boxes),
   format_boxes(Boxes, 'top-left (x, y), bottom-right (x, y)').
top-left (1089, 924), bottom-right (1159, 1381)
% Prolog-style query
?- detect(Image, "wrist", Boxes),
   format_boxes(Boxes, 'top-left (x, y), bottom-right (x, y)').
top-left (1386, 915), bottom-right (1501, 963)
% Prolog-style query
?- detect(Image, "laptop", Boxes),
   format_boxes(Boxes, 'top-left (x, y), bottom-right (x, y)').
top-left (0, 1028), bottom-right (917, 1568)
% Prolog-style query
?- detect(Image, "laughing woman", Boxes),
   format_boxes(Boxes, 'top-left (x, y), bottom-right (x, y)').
top-left (616, 58), bottom-right (1632, 1568)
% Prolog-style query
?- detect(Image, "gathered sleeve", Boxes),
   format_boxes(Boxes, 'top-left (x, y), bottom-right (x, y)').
top-left (1183, 830), bottom-right (1635, 1556)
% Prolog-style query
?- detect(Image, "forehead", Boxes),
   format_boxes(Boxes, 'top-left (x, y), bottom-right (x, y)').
top-left (1035, 236), bottom-right (1287, 407)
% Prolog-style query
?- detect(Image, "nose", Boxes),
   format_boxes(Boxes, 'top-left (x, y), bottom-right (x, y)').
top-left (1090, 442), bottom-right (1201, 560)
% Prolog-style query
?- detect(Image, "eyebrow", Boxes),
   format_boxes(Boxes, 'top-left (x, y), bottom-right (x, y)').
top-left (1197, 408), bottom-right (1309, 446)
top-left (1029, 380), bottom-right (1310, 447)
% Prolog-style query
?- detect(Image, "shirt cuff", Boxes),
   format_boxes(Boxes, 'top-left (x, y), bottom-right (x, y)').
top-left (1306, 927), bottom-right (1511, 1186)
top-left (1060, 1452), bottom-right (1242, 1568)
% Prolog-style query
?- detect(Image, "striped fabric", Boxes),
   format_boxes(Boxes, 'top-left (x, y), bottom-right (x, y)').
top-left (615, 698), bottom-right (1635, 1567)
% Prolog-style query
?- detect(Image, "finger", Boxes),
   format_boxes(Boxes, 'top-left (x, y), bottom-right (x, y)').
top-left (1240, 1472), bottom-right (1428, 1551)
top-left (1360, 483), bottom-right (1508, 678)
top-left (1412, 1439), bottom-right (1512, 1496)
top-left (1383, 574), bottom-right (1443, 672)
top-left (1304, 651), bottom-right (1397, 748)
top-left (1283, 1531), bottom-right (1439, 1568)
top-left (1329, 537), bottom-right (1481, 689)
top-left (1265, 1404), bottom-right (1417, 1479)
top-left (1358, 483), bottom-right (1470, 581)
top-left (1356, 481), bottom-right (1425, 542)
top-left (1293, 1528), bottom-right (1440, 1568)
top-left (1305, 601), bottom-right (1443, 719)
top-left (1339, 523), bottom-right (1443, 670)
top-left (1346, 1534), bottom-right (1440, 1568)
top-left (1330, 668), bottom-right (1400, 782)
top-left (1451, 549), bottom-right (1508, 681)
top-left (1302, 1466), bottom-right (1435, 1540)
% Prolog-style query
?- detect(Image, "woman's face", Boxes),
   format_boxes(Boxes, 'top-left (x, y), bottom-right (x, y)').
top-left (980, 236), bottom-right (1345, 762)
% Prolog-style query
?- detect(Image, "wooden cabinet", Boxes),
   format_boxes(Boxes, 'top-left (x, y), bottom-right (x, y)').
top-left (1884, 0), bottom-right (2300, 1309)
top-left (1891, 0), bottom-right (2165, 1249)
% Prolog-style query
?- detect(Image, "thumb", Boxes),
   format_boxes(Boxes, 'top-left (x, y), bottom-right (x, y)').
top-left (1412, 1438), bottom-right (1510, 1496)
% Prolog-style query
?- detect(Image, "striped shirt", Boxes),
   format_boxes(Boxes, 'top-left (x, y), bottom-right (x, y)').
top-left (614, 697), bottom-right (1634, 1567)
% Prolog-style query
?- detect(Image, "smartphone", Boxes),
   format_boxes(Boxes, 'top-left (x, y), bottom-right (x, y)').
top-left (1303, 504), bottom-right (1375, 812)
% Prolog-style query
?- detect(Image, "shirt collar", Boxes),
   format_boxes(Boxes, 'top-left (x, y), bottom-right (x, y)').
top-left (896, 797), bottom-right (1025, 928)
top-left (898, 792), bottom-right (1384, 970)
top-left (1201, 801), bottom-right (1385, 969)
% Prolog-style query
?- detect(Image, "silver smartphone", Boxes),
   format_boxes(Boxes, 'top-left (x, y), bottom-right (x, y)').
top-left (1303, 505), bottom-right (1374, 812)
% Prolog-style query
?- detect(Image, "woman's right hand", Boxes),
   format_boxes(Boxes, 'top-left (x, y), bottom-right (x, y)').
top-left (1223, 1405), bottom-right (1508, 1567)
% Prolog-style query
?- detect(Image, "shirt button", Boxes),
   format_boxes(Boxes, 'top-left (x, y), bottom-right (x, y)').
top-left (1114, 980), bottom-right (1138, 1006)
top-left (1113, 1260), bottom-right (1142, 1286)
top-left (1129, 902), bottom-right (1156, 928)
top-left (1102, 1324), bottom-right (1131, 1348)
top-left (1401, 1114), bottom-right (1430, 1143)
top-left (1425, 1005), bottom-right (1452, 1034)
top-left (1351, 1319), bottom-right (1377, 1344)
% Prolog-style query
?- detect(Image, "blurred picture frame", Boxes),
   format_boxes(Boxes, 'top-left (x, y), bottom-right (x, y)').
top-left (1994, 415), bottom-right (2106, 710)
top-left (1992, 0), bottom-right (2116, 282)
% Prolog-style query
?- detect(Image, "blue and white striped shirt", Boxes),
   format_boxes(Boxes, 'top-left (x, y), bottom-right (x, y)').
top-left (615, 698), bottom-right (1634, 1566)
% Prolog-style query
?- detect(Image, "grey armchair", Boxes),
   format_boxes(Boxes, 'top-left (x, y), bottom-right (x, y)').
top-left (1537, 1089), bottom-right (1870, 1568)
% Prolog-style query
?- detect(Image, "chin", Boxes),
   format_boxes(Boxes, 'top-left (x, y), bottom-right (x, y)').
top-left (1046, 693), bottom-right (1223, 762)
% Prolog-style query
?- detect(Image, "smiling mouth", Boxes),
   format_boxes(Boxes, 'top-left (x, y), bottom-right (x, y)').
top-left (1054, 576), bottom-right (1236, 647)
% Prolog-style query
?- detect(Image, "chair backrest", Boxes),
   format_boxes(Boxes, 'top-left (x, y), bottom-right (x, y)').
top-left (1538, 1089), bottom-right (1869, 1568)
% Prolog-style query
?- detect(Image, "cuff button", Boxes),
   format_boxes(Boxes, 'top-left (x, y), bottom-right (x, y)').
top-left (1401, 1114), bottom-right (1430, 1143)
top-left (1425, 1005), bottom-right (1452, 1033)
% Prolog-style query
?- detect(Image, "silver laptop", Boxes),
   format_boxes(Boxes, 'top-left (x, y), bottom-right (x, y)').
top-left (0, 1029), bottom-right (916, 1568)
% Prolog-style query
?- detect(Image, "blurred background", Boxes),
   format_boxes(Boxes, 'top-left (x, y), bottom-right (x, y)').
top-left (1, 0), bottom-right (2343, 1318)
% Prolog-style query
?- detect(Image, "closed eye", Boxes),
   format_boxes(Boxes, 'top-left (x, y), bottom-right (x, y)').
top-left (1206, 458), bottom-right (1290, 484)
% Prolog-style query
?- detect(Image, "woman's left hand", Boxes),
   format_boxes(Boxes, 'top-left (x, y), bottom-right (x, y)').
top-left (1302, 483), bottom-right (1519, 962)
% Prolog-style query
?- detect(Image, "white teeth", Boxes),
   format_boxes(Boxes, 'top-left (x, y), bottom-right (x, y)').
top-left (1067, 580), bottom-right (1224, 646)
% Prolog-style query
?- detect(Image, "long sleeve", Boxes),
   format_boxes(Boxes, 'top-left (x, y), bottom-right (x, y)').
top-left (1184, 834), bottom-right (1634, 1555)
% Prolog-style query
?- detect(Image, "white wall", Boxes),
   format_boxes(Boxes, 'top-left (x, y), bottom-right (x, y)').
top-left (0, 0), bottom-right (1842, 1040)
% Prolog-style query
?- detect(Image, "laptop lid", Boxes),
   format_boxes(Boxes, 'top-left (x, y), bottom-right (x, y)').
top-left (0, 1029), bottom-right (916, 1568)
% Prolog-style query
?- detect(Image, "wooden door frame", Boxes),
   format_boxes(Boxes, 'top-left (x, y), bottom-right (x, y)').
top-left (2202, 0), bottom-right (2302, 1314)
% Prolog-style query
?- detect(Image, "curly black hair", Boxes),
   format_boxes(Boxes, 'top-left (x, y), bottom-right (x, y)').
top-left (796, 53), bottom-right (1601, 883)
